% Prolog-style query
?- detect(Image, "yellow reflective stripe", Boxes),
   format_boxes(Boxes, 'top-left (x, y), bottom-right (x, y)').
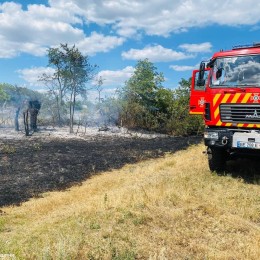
top-left (214, 94), bottom-right (230, 120)
top-left (222, 94), bottom-right (231, 103)
top-left (226, 123), bottom-right (232, 127)
top-left (216, 120), bottom-right (222, 126)
top-left (241, 93), bottom-right (251, 103)
top-left (231, 93), bottom-right (241, 103)
top-left (237, 123), bottom-right (244, 127)
top-left (247, 124), bottom-right (254, 128)
top-left (190, 111), bottom-right (203, 115)
top-left (214, 107), bottom-right (219, 119)
top-left (213, 94), bottom-right (221, 106)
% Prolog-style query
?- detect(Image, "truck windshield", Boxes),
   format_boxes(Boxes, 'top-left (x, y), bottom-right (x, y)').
top-left (210, 54), bottom-right (260, 87)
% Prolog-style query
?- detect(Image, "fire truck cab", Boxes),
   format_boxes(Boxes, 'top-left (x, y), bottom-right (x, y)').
top-left (190, 43), bottom-right (260, 172)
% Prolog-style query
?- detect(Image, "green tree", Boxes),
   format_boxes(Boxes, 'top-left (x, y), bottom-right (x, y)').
top-left (119, 60), bottom-right (203, 135)
top-left (41, 44), bottom-right (97, 132)
top-left (126, 58), bottom-right (164, 108)
top-left (120, 59), bottom-right (165, 129)
top-left (0, 83), bottom-right (10, 105)
top-left (39, 47), bottom-right (69, 125)
top-left (167, 78), bottom-right (204, 135)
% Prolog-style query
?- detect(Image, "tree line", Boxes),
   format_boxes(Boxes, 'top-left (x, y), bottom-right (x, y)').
top-left (0, 44), bottom-right (204, 136)
top-left (118, 59), bottom-right (203, 135)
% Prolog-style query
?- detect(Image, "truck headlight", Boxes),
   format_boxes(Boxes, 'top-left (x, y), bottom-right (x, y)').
top-left (204, 131), bottom-right (219, 140)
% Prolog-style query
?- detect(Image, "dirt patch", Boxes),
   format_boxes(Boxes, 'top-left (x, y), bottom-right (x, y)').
top-left (0, 127), bottom-right (202, 207)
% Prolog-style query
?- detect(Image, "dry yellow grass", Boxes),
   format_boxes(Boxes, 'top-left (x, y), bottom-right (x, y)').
top-left (0, 143), bottom-right (260, 259)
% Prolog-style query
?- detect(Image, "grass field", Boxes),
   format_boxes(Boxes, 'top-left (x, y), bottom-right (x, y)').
top-left (0, 143), bottom-right (259, 259)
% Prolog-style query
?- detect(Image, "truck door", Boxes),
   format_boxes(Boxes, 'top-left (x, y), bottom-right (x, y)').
top-left (189, 69), bottom-right (209, 115)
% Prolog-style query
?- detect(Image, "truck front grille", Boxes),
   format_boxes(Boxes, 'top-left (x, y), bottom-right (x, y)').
top-left (220, 104), bottom-right (260, 124)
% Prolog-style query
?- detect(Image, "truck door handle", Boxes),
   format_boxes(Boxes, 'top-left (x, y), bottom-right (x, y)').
top-left (224, 90), bottom-right (236, 94)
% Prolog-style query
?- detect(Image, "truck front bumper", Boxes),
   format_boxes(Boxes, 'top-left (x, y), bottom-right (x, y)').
top-left (204, 128), bottom-right (233, 148)
top-left (204, 128), bottom-right (260, 150)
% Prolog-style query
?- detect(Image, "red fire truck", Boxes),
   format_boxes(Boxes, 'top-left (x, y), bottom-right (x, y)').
top-left (190, 43), bottom-right (260, 172)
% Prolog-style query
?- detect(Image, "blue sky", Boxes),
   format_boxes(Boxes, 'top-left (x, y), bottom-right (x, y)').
top-left (0, 0), bottom-right (260, 99)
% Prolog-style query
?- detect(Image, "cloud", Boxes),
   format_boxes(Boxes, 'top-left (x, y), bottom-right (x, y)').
top-left (122, 45), bottom-right (194, 62)
top-left (49, 0), bottom-right (260, 37)
top-left (1, 1), bottom-right (260, 58)
top-left (17, 67), bottom-right (55, 86)
top-left (170, 65), bottom-right (196, 71)
top-left (18, 65), bottom-right (134, 89)
top-left (77, 32), bottom-right (125, 56)
top-left (0, 2), bottom-right (124, 58)
top-left (95, 66), bottom-right (135, 87)
top-left (179, 42), bottom-right (212, 53)
top-left (0, 2), bottom-right (83, 57)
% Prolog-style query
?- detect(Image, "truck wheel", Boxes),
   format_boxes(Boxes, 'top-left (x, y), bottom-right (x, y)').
top-left (207, 147), bottom-right (226, 172)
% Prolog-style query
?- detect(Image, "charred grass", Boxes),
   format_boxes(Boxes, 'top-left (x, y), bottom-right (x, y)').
top-left (0, 142), bottom-right (260, 259)
top-left (0, 135), bottom-right (200, 207)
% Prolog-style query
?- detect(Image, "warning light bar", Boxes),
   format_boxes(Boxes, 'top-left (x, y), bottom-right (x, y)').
top-left (232, 42), bottom-right (260, 50)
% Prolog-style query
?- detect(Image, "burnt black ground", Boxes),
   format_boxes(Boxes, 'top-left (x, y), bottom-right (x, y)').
top-left (0, 134), bottom-right (202, 207)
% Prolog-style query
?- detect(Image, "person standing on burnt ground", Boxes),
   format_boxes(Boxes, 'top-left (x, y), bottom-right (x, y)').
top-left (23, 100), bottom-right (41, 136)
top-left (29, 100), bottom-right (41, 131)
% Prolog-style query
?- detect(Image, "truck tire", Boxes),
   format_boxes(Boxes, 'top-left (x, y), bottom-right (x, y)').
top-left (207, 147), bottom-right (226, 172)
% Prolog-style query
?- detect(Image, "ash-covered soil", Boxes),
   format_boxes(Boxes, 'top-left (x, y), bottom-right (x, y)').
top-left (0, 127), bottom-right (202, 207)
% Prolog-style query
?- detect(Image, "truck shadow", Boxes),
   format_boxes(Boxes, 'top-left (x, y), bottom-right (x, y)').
top-left (225, 158), bottom-right (260, 184)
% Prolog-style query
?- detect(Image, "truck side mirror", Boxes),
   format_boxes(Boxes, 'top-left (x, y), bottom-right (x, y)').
top-left (197, 62), bottom-right (206, 86)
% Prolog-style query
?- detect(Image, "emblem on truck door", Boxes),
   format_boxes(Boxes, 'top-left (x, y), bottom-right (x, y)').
top-left (245, 109), bottom-right (260, 118)
top-left (198, 97), bottom-right (205, 107)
